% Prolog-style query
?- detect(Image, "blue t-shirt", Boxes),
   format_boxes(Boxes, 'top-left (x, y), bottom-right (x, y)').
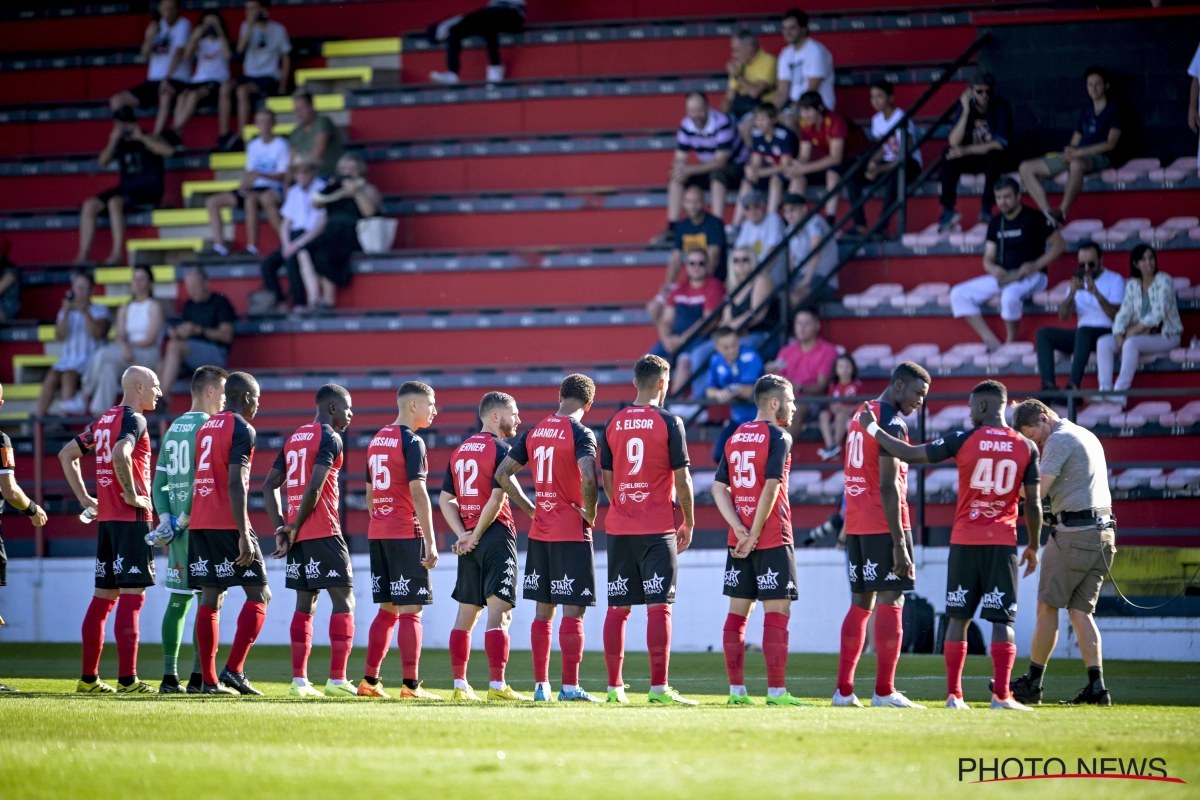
top-left (751, 125), bottom-right (799, 166)
top-left (707, 346), bottom-right (765, 424)
top-left (672, 213), bottom-right (727, 269)
top-left (1076, 101), bottom-right (1120, 148)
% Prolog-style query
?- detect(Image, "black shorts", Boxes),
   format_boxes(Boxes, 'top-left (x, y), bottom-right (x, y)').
top-left (453, 521), bottom-right (518, 608)
top-left (369, 537), bottom-right (432, 605)
top-left (0, 531), bottom-right (7, 587)
top-left (96, 185), bottom-right (163, 210)
top-left (945, 543), bottom-right (1019, 624)
top-left (233, 186), bottom-right (281, 208)
top-left (188, 529), bottom-right (268, 588)
top-left (846, 532), bottom-right (916, 593)
top-left (523, 538), bottom-right (596, 606)
top-left (684, 160), bottom-right (745, 192)
top-left (238, 75), bottom-right (280, 96)
top-left (285, 535), bottom-right (353, 591)
top-left (723, 544), bottom-right (798, 601)
top-left (128, 78), bottom-right (186, 108)
top-left (95, 520), bottom-right (155, 589)
top-left (185, 80), bottom-right (222, 98)
top-left (606, 533), bottom-right (678, 606)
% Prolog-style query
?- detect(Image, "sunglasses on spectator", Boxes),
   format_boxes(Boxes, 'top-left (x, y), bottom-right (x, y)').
top-left (686, 259), bottom-right (707, 266)
top-left (732, 256), bottom-right (752, 263)
top-left (1079, 261), bottom-right (1100, 268)
top-left (973, 88), bottom-right (991, 95)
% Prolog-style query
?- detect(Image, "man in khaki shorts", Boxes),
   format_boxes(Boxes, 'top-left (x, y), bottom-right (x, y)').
top-left (1006, 399), bottom-right (1115, 706)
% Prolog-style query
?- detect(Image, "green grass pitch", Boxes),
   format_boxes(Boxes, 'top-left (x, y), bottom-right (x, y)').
top-left (1, 643), bottom-right (1197, 799)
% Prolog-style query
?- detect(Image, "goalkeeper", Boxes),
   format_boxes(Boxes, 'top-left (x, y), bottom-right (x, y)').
top-left (150, 366), bottom-right (229, 693)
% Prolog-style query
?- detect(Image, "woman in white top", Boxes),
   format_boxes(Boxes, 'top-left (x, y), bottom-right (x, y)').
top-left (172, 12), bottom-right (232, 136)
top-left (81, 266), bottom-right (165, 416)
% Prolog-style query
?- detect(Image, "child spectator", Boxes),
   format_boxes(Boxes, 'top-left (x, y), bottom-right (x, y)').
top-left (170, 11), bottom-right (232, 141)
top-left (705, 326), bottom-right (766, 463)
top-left (817, 353), bottom-right (862, 461)
top-left (207, 107), bottom-right (290, 256)
top-left (109, 0), bottom-right (192, 141)
top-left (37, 271), bottom-right (111, 417)
top-left (219, 0), bottom-right (292, 152)
top-left (734, 103), bottom-right (798, 227)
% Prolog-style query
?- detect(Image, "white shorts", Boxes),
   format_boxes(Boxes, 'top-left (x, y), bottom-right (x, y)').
top-left (949, 272), bottom-right (1048, 322)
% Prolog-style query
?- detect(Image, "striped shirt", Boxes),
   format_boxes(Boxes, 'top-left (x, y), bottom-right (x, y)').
top-left (676, 109), bottom-right (748, 164)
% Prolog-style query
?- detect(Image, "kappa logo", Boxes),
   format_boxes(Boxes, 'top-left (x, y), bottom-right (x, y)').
top-left (113, 555), bottom-right (125, 575)
top-left (844, 484), bottom-right (867, 497)
top-left (370, 573), bottom-right (381, 594)
top-left (550, 574), bottom-right (574, 595)
top-left (191, 558), bottom-right (210, 577)
top-left (304, 558), bottom-right (322, 580)
top-left (581, 588), bottom-right (592, 597)
top-left (501, 576), bottom-right (514, 587)
top-left (885, 571), bottom-right (901, 581)
top-left (417, 587), bottom-right (428, 596)
top-left (242, 570), bottom-right (256, 578)
top-left (523, 570), bottom-right (540, 591)
top-left (786, 581), bottom-right (796, 590)
top-left (392, 576), bottom-right (410, 596)
top-left (723, 567), bottom-right (741, 588)
top-left (608, 574), bottom-right (629, 596)
top-left (538, 500), bottom-right (557, 513)
top-left (285, 559), bottom-right (300, 580)
top-left (757, 568), bottom-right (780, 591)
top-left (505, 558), bottom-right (516, 567)
top-left (981, 586), bottom-right (1006, 611)
top-left (216, 559), bottom-right (236, 579)
top-left (326, 570), bottom-right (340, 578)
top-left (498, 585), bottom-right (511, 596)
top-left (947, 585), bottom-right (969, 607)
top-left (95, 560), bottom-right (106, 577)
top-left (128, 566), bottom-right (141, 574)
top-left (196, 485), bottom-right (214, 498)
top-left (643, 573), bottom-right (666, 595)
top-left (98, 477), bottom-right (113, 488)
top-left (863, 559), bottom-right (879, 582)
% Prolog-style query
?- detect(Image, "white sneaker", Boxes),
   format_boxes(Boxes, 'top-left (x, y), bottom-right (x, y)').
top-left (485, 64), bottom-right (505, 84)
top-left (946, 694), bottom-right (971, 710)
top-left (429, 70), bottom-right (460, 85)
top-left (872, 691), bottom-right (926, 708)
top-left (58, 394), bottom-right (87, 415)
top-left (832, 690), bottom-right (863, 707)
top-left (990, 694), bottom-right (1033, 711)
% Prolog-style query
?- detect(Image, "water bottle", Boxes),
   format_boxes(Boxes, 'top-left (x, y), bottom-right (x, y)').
top-left (79, 506), bottom-right (98, 524)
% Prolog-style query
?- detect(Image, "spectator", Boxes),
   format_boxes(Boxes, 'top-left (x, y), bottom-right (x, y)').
top-left (74, 108), bottom-right (172, 266)
top-left (428, 0), bottom-right (526, 85)
top-left (663, 92), bottom-right (747, 233)
top-left (0, 241), bottom-right (18, 323)
top-left (258, 157), bottom-right (327, 312)
top-left (1035, 242), bottom-right (1123, 394)
top-left (650, 247), bottom-right (725, 387)
top-left (1019, 66), bottom-right (1121, 226)
top-left (766, 308), bottom-right (838, 440)
top-left (817, 353), bottom-right (862, 461)
top-left (937, 72), bottom-right (1013, 231)
top-left (948, 176), bottom-right (1066, 350)
top-left (218, 0), bottom-right (292, 152)
top-left (305, 153), bottom-right (382, 311)
top-left (156, 267), bottom-right (236, 403)
top-left (724, 30), bottom-right (778, 147)
top-left (734, 103), bottom-right (798, 227)
top-left (37, 271), bottom-right (111, 417)
top-left (864, 80), bottom-right (922, 216)
top-left (207, 107), bottom-right (290, 256)
top-left (1096, 245), bottom-right (1183, 406)
top-left (649, 186), bottom-right (726, 330)
top-left (170, 11), bottom-right (232, 141)
top-left (80, 265), bottom-right (165, 416)
top-left (109, 0), bottom-right (192, 141)
top-left (288, 90), bottom-right (344, 179)
top-left (733, 190), bottom-right (784, 269)
top-left (776, 8), bottom-right (835, 129)
top-left (704, 326), bottom-right (766, 463)
top-left (785, 92), bottom-right (869, 235)
top-left (780, 192), bottom-right (837, 306)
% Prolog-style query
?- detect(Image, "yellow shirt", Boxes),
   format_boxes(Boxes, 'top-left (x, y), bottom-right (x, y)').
top-left (728, 48), bottom-right (777, 107)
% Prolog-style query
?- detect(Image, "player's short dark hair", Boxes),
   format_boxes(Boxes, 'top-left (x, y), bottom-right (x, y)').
top-left (559, 373), bottom-right (596, 405)
top-left (397, 381), bottom-right (434, 401)
top-left (797, 91), bottom-right (826, 112)
top-left (633, 355), bottom-right (670, 390)
top-left (891, 361), bottom-right (931, 387)
top-left (971, 379), bottom-right (1007, 404)
top-left (1013, 398), bottom-right (1052, 430)
top-left (711, 326), bottom-right (739, 341)
top-left (315, 383), bottom-right (350, 406)
top-left (1084, 64), bottom-right (1109, 83)
top-left (190, 364), bottom-right (229, 398)
top-left (870, 79), bottom-right (895, 96)
top-left (993, 175), bottom-right (1020, 197)
top-left (478, 391), bottom-right (515, 420)
top-left (1077, 240), bottom-right (1102, 260)
top-left (783, 8), bottom-right (809, 27)
top-left (754, 101), bottom-right (777, 117)
top-left (754, 374), bottom-right (791, 408)
top-left (224, 371), bottom-right (258, 403)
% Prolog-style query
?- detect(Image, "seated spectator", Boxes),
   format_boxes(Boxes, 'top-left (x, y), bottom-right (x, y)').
top-left (157, 267), bottom-right (236, 404)
top-left (74, 108), bottom-right (172, 266)
top-left (733, 103), bottom-right (798, 227)
top-left (288, 90), bottom-right (344, 179)
top-left (704, 326), bottom-right (766, 463)
top-left (937, 72), bottom-right (1012, 231)
top-left (428, 0), bottom-right (526, 85)
top-left (1096, 245), bottom-right (1183, 406)
top-left (305, 153), bottom-right (382, 311)
top-left (170, 12), bottom-right (231, 141)
top-left (219, 0), bottom-right (291, 152)
top-left (864, 80), bottom-right (922, 216)
top-left (780, 192), bottom-right (837, 306)
top-left (207, 107), bottom-right (290, 256)
top-left (37, 271), bottom-right (111, 417)
top-left (948, 176), bottom-right (1066, 349)
top-left (785, 92), bottom-right (869, 234)
top-left (81, 266), bottom-right (165, 416)
top-left (649, 186), bottom-right (726, 329)
top-left (1035, 241), bottom-right (1123, 394)
top-left (109, 0), bottom-right (192, 141)
top-left (723, 30), bottom-right (777, 147)
top-left (733, 190), bottom-right (784, 269)
top-left (650, 247), bottom-right (726, 387)
top-left (775, 8), bottom-right (836, 129)
top-left (258, 157), bottom-right (327, 312)
top-left (766, 309), bottom-right (838, 441)
top-left (663, 92), bottom-right (747, 235)
top-left (0, 240), bottom-right (19, 323)
top-left (818, 353), bottom-right (862, 461)
top-left (1019, 66), bottom-right (1121, 226)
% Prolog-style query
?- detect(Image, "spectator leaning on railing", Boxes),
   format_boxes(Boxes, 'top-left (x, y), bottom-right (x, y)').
top-left (208, 107), bottom-right (290, 257)
top-left (776, 8), bottom-right (836, 129)
top-left (81, 265), bottom-right (165, 416)
top-left (37, 271), bottom-right (111, 418)
top-left (219, 0), bottom-right (292, 152)
top-left (170, 11), bottom-right (232, 142)
top-left (663, 92), bottom-right (747, 234)
top-left (724, 29), bottom-right (777, 147)
top-left (938, 72), bottom-right (1012, 232)
top-left (109, 0), bottom-right (192, 141)
top-left (305, 153), bottom-right (383, 313)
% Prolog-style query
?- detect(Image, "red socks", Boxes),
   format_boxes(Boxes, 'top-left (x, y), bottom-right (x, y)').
top-left (762, 611), bottom-right (789, 689)
top-left (603, 607), bottom-right (631, 686)
top-left (559, 616), bottom-right (584, 686)
top-left (484, 628), bottom-right (510, 684)
top-left (290, 612), bottom-right (313, 679)
top-left (837, 604), bottom-right (871, 697)
top-left (365, 609), bottom-right (399, 679)
top-left (329, 612), bottom-right (355, 682)
top-left (449, 628), bottom-right (471, 682)
top-left (197, 604), bottom-right (220, 685)
top-left (647, 605), bottom-right (672, 687)
top-left (723, 613), bottom-right (748, 685)
top-left (227, 601), bottom-right (266, 674)
top-left (80, 596), bottom-right (116, 678)
top-left (115, 593), bottom-right (145, 679)
top-left (530, 619), bottom-right (552, 683)
top-left (874, 603), bottom-right (903, 697)
top-left (398, 613), bottom-right (422, 681)
top-left (945, 640), bottom-right (968, 699)
top-left (991, 641), bottom-right (1017, 700)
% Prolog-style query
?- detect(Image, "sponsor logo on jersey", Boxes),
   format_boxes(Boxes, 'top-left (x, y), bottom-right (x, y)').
top-left (946, 585), bottom-right (969, 607)
top-left (216, 559), bottom-right (236, 579)
top-left (242, 570), bottom-right (256, 578)
top-left (285, 559), bottom-right (300, 580)
top-left (167, 566), bottom-right (181, 583)
top-left (375, 505), bottom-right (394, 516)
top-left (523, 570), bottom-right (540, 591)
top-left (326, 570), bottom-right (340, 578)
top-left (848, 562), bottom-right (857, 582)
top-left (844, 484), bottom-right (867, 497)
top-left (128, 566), bottom-right (141, 575)
top-left (981, 586), bottom-right (1007, 611)
top-left (95, 559), bottom-right (106, 577)
top-left (622, 490), bottom-right (650, 503)
top-left (550, 574), bottom-right (574, 595)
top-left (643, 573), bottom-right (666, 595)
top-left (305, 558), bottom-right (322, 580)
top-left (862, 559), bottom-right (878, 582)
top-left (370, 573), bottom-right (381, 594)
top-left (113, 556), bottom-right (124, 575)
top-left (417, 587), bottom-right (428, 596)
top-left (196, 485), bottom-right (214, 497)
top-left (538, 500), bottom-right (557, 512)
top-left (756, 568), bottom-right (779, 591)
top-left (581, 588), bottom-right (592, 597)
top-left (98, 476), bottom-right (114, 488)
top-left (191, 558), bottom-right (209, 577)
top-left (608, 575), bottom-right (628, 596)
top-left (392, 576), bottom-right (410, 596)
top-left (723, 567), bottom-right (740, 588)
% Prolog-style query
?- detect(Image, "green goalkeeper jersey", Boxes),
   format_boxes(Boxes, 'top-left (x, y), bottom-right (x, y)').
top-left (153, 411), bottom-right (210, 520)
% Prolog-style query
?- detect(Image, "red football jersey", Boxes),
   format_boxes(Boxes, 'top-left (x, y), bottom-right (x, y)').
top-left (844, 400), bottom-right (911, 535)
top-left (441, 432), bottom-right (515, 533)
top-left (366, 424), bottom-right (427, 540)
top-left (509, 414), bottom-right (597, 543)
top-left (272, 422), bottom-right (344, 541)
top-left (190, 411), bottom-right (257, 530)
top-left (75, 405), bottom-right (152, 523)
top-left (600, 404), bottom-right (689, 535)
top-left (714, 420), bottom-right (793, 548)
top-left (927, 426), bottom-right (1038, 546)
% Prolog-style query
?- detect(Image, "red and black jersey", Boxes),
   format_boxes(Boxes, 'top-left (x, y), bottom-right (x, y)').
top-left (190, 411), bottom-right (256, 530)
top-left (366, 424), bottom-right (427, 540)
top-left (441, 431), bottom-right (514, 534)
top-left (714, 420), bottom-right (792, 548)
top-left (508, 414), bottom-right (597, 543)
top-left (600, 404), bottom-right (689, 535)
top-left (926, 426), bottom-right (1039, 546)
top-left (75, 405), bottom-right (152, 523)
top-left (0, 431), bottom-right (13, 516)
top-left (272, 422), bottom-right (344, 541)
top-left (844, 400), bottom-right (911, 535)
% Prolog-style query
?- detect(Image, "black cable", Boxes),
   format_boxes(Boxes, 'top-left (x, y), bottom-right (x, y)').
top-left (1100, 553), bottom-right (1200, 612)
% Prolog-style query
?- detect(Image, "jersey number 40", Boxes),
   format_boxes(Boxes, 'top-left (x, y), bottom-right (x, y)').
top-left (969, 457), bottom-right (1017, 495)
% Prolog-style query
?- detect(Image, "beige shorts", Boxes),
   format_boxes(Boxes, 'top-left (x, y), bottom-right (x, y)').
top-left (1037, 526), bottom-right (1116, 613)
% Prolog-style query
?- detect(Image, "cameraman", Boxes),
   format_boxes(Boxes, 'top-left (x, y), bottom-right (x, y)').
top-left (1010, 399), bottom-right (1115, 706)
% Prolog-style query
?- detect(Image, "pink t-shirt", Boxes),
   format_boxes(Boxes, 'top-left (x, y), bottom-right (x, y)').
top-left (775, 338), bottom-right (838, 386)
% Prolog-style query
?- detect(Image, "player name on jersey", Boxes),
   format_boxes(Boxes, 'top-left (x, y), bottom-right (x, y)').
top-left (601, 404), bottom-right (689, 536)
top-left (77, 405), bottom-right (152, 523)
